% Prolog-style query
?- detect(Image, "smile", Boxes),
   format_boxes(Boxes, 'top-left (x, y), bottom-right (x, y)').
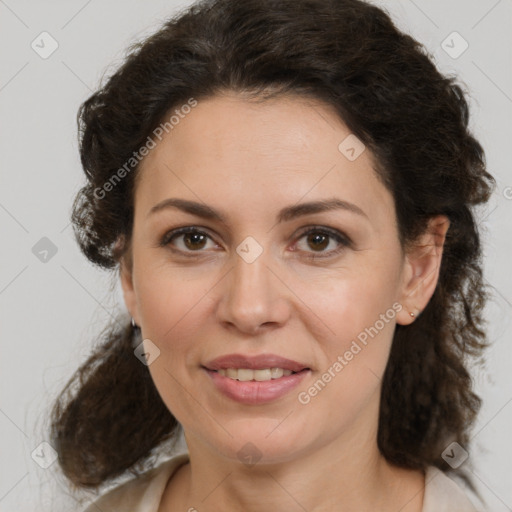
top-left (215, 368), bottom-right (294, 381)
top-left (204, 367), bottom-right (311, 404)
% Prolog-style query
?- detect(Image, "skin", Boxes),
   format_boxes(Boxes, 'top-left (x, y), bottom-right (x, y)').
top-left (120, 91), bottom-right (450, 512)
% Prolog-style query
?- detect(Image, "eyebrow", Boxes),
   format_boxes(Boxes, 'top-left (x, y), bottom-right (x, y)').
top-left (147, 197), bottom-right (369, 223)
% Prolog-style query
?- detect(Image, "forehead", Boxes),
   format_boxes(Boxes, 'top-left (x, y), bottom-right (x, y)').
top-left (134, 93), bottom-right (395, 230)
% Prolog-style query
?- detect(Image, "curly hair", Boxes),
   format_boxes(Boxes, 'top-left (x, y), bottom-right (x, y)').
top-left (49, 0), bottom-right (496, 495)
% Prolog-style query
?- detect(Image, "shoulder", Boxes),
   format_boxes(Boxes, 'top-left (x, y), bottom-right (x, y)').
top-left (81, 453), bottom-right (190, 512)
top-left (422, 465), bottom-right (483, 512)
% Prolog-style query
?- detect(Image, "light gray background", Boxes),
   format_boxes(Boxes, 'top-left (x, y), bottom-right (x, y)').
top-left (1, 1), bottom-right (511, 511)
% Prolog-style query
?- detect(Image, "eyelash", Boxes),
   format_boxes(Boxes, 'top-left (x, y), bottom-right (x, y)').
top-left (159, 225), bottom-right (352, 260)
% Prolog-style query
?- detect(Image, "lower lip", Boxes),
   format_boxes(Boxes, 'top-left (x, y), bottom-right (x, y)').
top-left (204, 368), bottom-right (310, 405)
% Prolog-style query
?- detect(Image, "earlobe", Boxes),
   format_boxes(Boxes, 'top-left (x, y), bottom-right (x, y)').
top-left (396, 215), bottom-right (450, 325)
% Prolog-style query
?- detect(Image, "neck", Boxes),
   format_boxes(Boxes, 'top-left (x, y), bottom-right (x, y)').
top-left (165, 424), bottom-right (425, 512)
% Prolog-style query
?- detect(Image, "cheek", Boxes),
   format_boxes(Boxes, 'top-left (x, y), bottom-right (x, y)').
top-left (133, 259), bottom-right (224, 371)
top-left (134, 268), bottom-right (214, 419)
top-left (292, 262), bottom-right (400, 388)
top-left (292, 278), bottom-right (399, 427)
top-left (134, 259), bottom-right (214, 339)
top-left (299, 261), bottom-right (399, 336)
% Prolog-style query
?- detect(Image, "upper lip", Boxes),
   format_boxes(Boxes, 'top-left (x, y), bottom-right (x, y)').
top-left (204, 353), bottom-right (310, 372)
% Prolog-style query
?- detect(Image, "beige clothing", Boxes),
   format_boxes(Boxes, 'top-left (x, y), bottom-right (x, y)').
top-left (82, 453), bottom-right (482, 511)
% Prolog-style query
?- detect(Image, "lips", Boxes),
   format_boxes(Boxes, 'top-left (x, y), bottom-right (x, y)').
top-left (202, 353), bottom-right (311, 404)
top-left (203, 353), bottom-right (310, 373)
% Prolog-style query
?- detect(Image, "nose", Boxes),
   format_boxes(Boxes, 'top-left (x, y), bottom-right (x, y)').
top-left (216, 242), bottom-right (291, 335)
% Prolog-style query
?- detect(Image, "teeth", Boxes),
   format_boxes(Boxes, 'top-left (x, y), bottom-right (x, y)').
top-left (217, 368), bottom-right (295, 381)
top-left (226, 368), bottom-right (238, 379)
top-left (237, 369), bottom-right (254, 382)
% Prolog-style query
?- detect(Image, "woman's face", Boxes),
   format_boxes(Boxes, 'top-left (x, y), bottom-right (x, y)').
top-left (121, 92), bottom-right (425, 464)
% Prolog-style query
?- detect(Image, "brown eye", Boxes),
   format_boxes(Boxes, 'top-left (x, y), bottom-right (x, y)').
top-left (182, 232), bottom-right (208, 250)
top-left (295, 227), bottom-right (351, 259)
top-left (160, 227), bottom-right (216, 253)
top-left (306, 232), bottom-right (330, 251)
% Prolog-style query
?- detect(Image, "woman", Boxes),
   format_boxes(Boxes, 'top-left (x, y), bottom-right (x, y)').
top-left (49, 0), bottom-right (495, 510)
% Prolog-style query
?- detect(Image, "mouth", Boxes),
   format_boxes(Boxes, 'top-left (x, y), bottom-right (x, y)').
top-left (207, 367), bottom-right (308, 381)
top-left (203, 352), bottom-right (310, 374)
top-left (202, 353), bottom-right (311, 404)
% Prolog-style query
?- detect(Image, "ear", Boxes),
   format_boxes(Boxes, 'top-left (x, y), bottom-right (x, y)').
top-left (119, 246), bottom-right (140, 325)
top-left (396, 215), bottom-right (450, 325)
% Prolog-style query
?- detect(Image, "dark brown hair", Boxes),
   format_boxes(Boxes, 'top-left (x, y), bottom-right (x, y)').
top-left (49, 0), bottom-right (495, 496)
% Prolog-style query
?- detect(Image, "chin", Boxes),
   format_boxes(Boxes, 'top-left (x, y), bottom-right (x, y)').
top-left (200, 418), bottom-right (314, 466)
